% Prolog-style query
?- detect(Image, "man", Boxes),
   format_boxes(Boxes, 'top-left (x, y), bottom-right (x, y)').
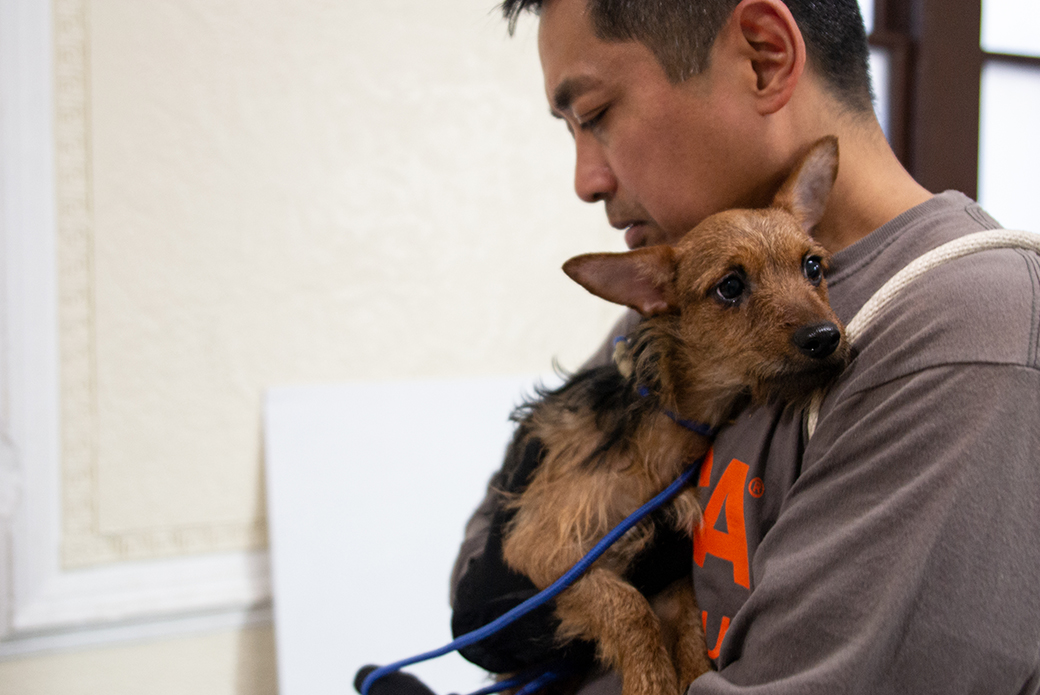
top-left (373, 0), bottom-right (1040, 693)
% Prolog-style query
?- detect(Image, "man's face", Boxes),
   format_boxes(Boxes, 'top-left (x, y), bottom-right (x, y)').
top-left (538, 0), bottom-right (774, 249)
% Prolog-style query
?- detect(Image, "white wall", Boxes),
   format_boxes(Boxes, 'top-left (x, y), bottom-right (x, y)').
top-left (0, 0), bottom-right (623, 692)
top-left (61, 0), bottom-right (621, 571)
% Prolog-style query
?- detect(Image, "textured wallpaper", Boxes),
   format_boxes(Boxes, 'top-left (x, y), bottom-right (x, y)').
top-left (55, 0), bottom-right (626, 567)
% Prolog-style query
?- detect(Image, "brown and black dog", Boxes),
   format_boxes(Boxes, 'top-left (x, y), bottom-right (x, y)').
top-left (496, 137), bottom-right (850, 695)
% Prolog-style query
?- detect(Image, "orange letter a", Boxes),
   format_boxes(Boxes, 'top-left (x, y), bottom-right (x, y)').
top-left (693, 458), bottom-right (750, 589)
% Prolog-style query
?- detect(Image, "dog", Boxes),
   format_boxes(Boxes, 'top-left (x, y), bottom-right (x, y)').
top-left (493, 136), bottom-right (850, 695)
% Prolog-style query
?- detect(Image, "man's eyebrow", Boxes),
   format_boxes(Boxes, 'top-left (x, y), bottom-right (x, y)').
top-left (552, 76), bottom-right (599, 117)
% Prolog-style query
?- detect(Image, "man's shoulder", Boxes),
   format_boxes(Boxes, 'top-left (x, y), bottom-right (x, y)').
top-left (844, 239), bottom-right (1040, 394)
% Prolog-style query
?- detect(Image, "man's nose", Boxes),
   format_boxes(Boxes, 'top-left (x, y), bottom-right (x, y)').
top-left (574, 135), bottom-right (616, 203)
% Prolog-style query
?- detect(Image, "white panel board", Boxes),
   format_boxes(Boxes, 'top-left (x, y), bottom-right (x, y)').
top-left (264, 376), bottom-right (555, 695)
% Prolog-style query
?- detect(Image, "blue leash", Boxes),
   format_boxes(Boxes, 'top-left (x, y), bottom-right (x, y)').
top-left (465, 666), bottom-right (570, 695)
top-left (361, 456), bottom-right (704, 695)
top-left (465, 669), bottom-right (558, 695)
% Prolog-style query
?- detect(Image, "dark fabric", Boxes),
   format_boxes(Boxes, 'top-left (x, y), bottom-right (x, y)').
top-left (625, 514), bottom-right (694, 598)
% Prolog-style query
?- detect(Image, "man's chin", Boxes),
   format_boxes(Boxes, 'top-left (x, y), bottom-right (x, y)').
top-left (626, 223), bottom-right (677, 249)
top-left (624, 222), bottom-right (689, 249)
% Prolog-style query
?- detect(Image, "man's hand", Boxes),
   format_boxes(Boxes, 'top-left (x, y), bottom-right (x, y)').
top-left (354, 666), bottom-right (439, 695)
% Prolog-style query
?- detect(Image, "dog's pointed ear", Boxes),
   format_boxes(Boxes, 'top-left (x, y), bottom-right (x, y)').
top-left (772, 135), bottom-right (838, 232)
top-left (563, 246), bottom-right (678, 316)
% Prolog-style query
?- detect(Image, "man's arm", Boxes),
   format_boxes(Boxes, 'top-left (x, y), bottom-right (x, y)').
top-left (691, 361), bottom-right (1040, 693)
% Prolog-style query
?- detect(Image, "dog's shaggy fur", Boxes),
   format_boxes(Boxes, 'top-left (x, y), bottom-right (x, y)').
top-left (495, 137), bottom-right (851, 695)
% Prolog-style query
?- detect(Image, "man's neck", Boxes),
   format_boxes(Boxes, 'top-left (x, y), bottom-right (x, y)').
top-left (812, 117), bottom-right (933, 254)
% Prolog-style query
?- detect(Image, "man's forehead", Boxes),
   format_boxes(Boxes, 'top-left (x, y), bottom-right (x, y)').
top-left (537, 0), bottom-right (590, 64)
top-left (538, 0), bottom-right (632, 116)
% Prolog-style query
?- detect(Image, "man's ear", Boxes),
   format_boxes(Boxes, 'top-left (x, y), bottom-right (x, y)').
top-left (773, 135), bottom-right (839, 232)
top-left (728, 0), bottom-right (806, 115)
top-left (563, 246), bottom-right (678, 316)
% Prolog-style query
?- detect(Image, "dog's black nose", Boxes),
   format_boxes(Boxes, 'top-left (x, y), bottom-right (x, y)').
top-left (792, 322), bottom-right (841, 359)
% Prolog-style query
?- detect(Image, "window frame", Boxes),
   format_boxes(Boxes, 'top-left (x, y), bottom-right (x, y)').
top-left (870, 0), bottom-right (1040, 199)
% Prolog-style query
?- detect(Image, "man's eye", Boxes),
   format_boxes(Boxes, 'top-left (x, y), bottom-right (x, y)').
top-left (803, 255), bottom-right (823, 285)
top-left (714, 274), bottom-right (746, 305)
top-left (578, 108), bottom-right (607, 131)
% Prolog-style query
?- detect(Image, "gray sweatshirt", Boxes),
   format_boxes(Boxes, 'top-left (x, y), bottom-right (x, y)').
top-left (454, 191), bottom-right (1040, 694)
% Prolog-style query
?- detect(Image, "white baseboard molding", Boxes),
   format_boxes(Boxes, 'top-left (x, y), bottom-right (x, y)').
top-left (0, 550), bottom-right (272, 660)
top-left (0, 602), bottom-right (273, 660)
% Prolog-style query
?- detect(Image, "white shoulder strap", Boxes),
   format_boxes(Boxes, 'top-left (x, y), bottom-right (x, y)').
top-left (806, 229), bottom-right (1040, 439)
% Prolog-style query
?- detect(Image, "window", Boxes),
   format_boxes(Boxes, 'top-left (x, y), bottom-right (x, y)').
top-left (865, 0), bottom-right (1040, 231)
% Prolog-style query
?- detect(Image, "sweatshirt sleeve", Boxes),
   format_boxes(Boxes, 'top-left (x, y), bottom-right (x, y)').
top-left (689, 360), bottom-right (1040, 694)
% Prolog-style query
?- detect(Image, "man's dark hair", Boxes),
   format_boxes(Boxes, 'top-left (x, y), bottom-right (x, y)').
top-left (501, 0), bottom-right (874, 113)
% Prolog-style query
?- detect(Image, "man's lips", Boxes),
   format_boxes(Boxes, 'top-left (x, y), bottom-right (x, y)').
top-left (617, 222), bottom-right (649, 249)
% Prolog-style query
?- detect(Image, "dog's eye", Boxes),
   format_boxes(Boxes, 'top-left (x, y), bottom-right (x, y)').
top-left (714, 274), bottom-right (746, 305)
top-left (803, 255), bottom-right (824, 286)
